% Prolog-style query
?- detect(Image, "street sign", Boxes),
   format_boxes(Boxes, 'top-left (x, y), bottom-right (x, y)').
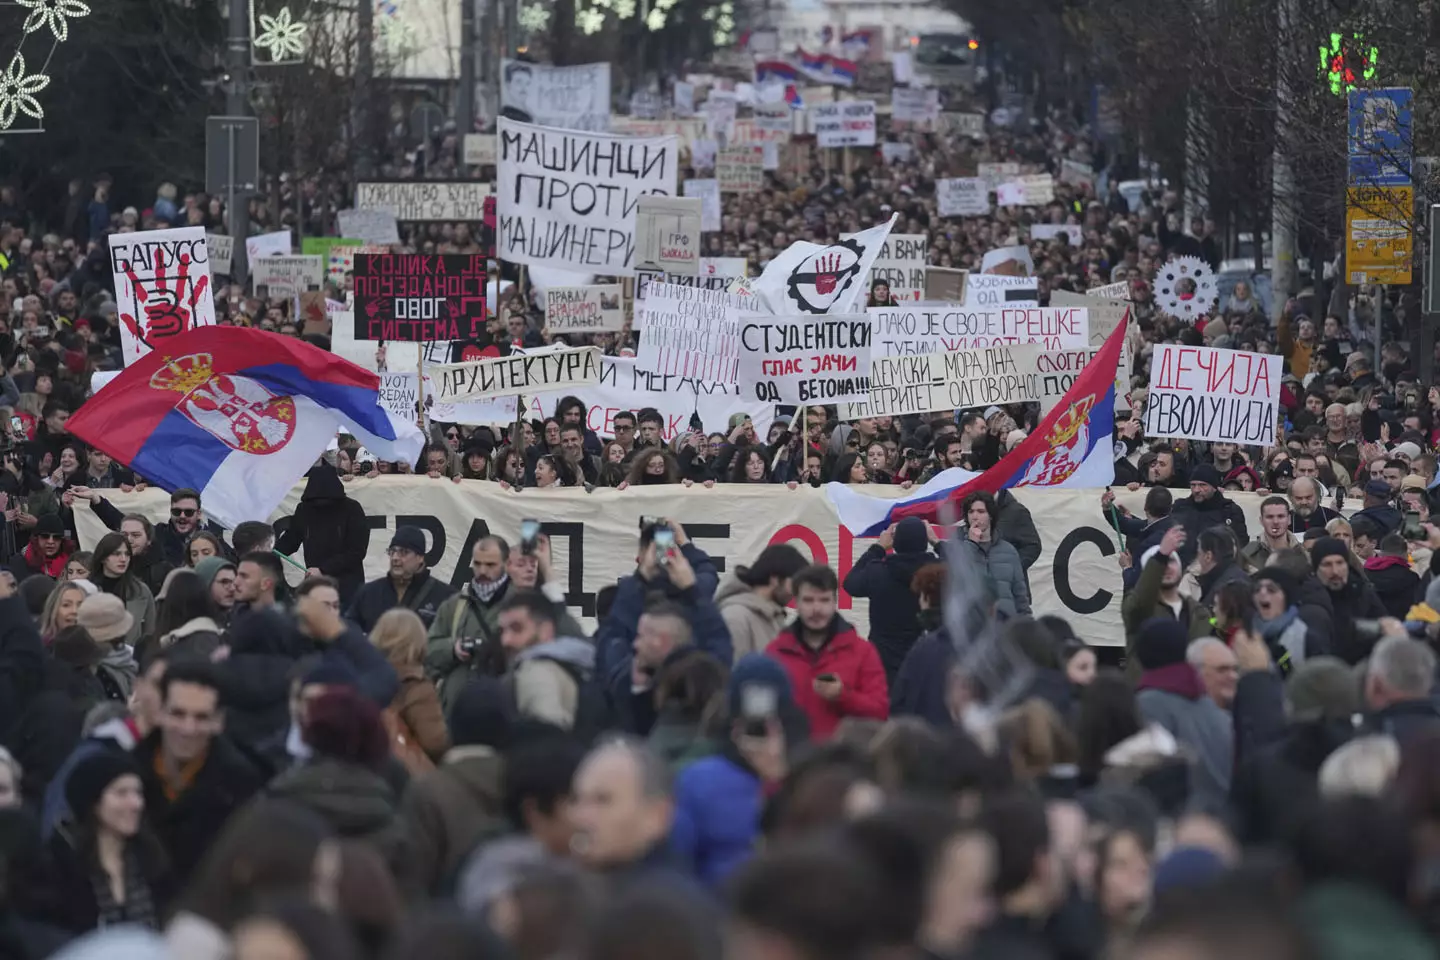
top-left (1347, 87), bottom-right (1412, 187)
top-left (205, 116), bottom-right (260, 195)
top-left (1345, 185), bottom-right (1413, 284)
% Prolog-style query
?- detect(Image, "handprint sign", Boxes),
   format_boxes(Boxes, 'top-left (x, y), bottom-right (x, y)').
top-left (109, 228), bottom-right (217, 362)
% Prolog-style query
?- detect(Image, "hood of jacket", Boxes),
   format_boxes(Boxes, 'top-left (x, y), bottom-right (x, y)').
top-left (301, 466), bottom-right (347, 502)
top-left (715, 573), bottom-right (787, 619)
top-left (269, 757), bottom-right (398, 834)
top-left (1136, 662), bottom-right (1205, 701)
top-left (440, 746), bottom-right (504, 802)
top-left (514, 636), bottom-right (595, 672)
top-left (884, 548), bottom-right (937, 587)
top-left (1364, 554), bottom-right (1412, 573)
top-left (160, 617), bottom-right (221, 644)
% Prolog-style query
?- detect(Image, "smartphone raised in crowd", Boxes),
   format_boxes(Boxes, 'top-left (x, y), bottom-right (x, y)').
top-left (520, 518), bottom-right (540, 555)
top-left (740, 683), bottom-right (777, 738)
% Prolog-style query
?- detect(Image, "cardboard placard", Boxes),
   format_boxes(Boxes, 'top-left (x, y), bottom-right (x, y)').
top-left (351, 254), bottom-right (489, 342)
top-left (634, 196), bottom-right (701, 275)
top-left (544, 285), bottom-right (625, 333)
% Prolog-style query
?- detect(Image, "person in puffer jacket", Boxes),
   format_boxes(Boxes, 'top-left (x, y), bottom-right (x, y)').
top-left (946, 492), bottom-right (1031, 617)
top-left (714, 544), bottom-right (808, 662)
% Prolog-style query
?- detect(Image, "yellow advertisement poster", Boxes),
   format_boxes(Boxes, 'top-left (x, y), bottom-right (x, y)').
top-left (1346, 185), bottom-right (1413, 284)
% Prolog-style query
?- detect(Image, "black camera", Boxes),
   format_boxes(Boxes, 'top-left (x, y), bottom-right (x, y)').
top-left (458, 637), bottom-right (482, 655)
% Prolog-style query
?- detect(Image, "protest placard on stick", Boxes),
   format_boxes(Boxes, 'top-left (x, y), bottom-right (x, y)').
top-left (351, 254), bottom-right (489, 342)
top-left (544, 285), bottom-right (624, 333)
top-left (634, 196), bottom-right (701, 275)
top-left (869, 306), bottom-right (1089, 356)
top-left (736, 314), bottom-right (872, 404)
top-left (852, 344), bottom-right (1046, 416)
top-left (435, 347), bottom-right (603, 403)
top-left (635, 282), bottom-right (746, 382)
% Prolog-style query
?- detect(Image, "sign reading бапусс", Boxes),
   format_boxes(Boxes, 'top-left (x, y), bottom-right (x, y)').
top-left (352, 254), bottom-right (489, 342)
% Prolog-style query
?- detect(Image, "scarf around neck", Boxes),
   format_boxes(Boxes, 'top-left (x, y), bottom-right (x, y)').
top-left (473, 574), bottom-right (509, 604)
top-left (1258, 605), bottom-right (1300, 640)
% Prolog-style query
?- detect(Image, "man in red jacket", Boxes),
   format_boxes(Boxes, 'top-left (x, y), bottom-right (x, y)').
top-left (764, 564), bottom-right (889, 739)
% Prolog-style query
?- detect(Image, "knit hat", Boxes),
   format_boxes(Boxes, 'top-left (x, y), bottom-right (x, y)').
top-left (64, 749), bottom-right (140, 825)
top-left (1401, 474), bottom-right (1428, 493)
top-left (449, 676), bottom-right (517, 749)
top-left (1153, 847), bottom-right (1226, 894)
top-left (1190, 464), bottom-right (1221, 488)
top-left (300, 654), bottom-right (360, 690)
top-left (1135, 617), bottom-right (1189, 671)
top-left (1255, 566), bottom-right (1299, 607)
top-left (1285, 656), bottom-right (1360, 723)
top-left (76, 594), bottom-right (134, 644)
top-left (388, 525), bottom-right (427, 555)
top-left (1310, 537), bottom-right (1349, 572)
top-left (193, 555), bottom-right (235, 590)
top-left (727, 654), bottom-right (794, 718)
top-left (34, 513), bottom-right (64, 537)
top-left (1393, 441), bottom-right (1422, 461)
top-left (893, 516), bottom-right (929, 554)
top-left (18, 574), bottom-right (54, 617)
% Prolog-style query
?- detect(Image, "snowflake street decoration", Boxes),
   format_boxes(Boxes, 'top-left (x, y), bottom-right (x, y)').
top-left (17, 0), bottom-right (90, 42)
top-left (516, 3), bottom-right (550, 32)
top-left (575, 6), bottom-right (604, 34)
top-left (0, 0), bottom-right (86, 132)
top-left (0, 53), bottom-right (49, 129)
top-left (1153, 255), bottom-right (1218, 322)
top-left (252, 5), bottom-right (307, 63)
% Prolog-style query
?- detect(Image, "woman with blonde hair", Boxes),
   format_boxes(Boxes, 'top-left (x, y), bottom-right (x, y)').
top-left (369, 608), bottom-right (449, 771)
top-left (40, 580), bottom-right (90, 644)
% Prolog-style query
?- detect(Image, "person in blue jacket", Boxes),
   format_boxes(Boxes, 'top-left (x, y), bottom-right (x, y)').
top-left (594, 520), bottom-right (727, 679)
top-left (670, 656), bottom-right (806, 888)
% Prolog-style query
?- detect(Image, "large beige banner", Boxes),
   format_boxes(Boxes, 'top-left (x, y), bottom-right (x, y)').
top-left (75, 481), bottom-right (1270, 647)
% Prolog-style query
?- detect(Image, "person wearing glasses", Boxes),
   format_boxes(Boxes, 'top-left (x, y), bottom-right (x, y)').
top-left (152, 488), bottom-right (229, 568)
top-left (346, 526), bottom-right (456, 634)
top-left (8, 511), bottom-right (69, 580)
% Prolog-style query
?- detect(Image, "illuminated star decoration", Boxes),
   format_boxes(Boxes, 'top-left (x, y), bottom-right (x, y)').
top-left (0, 53), bottom-right (50, 130)
top-left (253, 6), bottom-right (307, 62)
top-left (16, 0), bottom-right (90, 42)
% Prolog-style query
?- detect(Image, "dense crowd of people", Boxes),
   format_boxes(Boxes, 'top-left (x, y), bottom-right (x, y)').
top-left (1, 75), bottom-right (1440, 960)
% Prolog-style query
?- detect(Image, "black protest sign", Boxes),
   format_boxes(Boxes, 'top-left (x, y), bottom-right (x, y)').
top-left (352, 254), bottom-right (489, 342)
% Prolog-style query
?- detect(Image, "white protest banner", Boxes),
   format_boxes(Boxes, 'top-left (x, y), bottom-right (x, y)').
top-left (463, 133), bottom-right (497, 166)
top-left (501, 60), bottom-right (611, 131)
top-left (1143, 345), bottom-right (1281, 446)
top-left (630, 89), bottom-right (662, 119)
top-left (1050, 290), bottom-right (1134, 411)
top-left (355, 182), bottom-right (491, 221)
top-left (977, 162), bottom-right (1019, 189)
top-left (636, 282), bottom-right (746, 382)
top-left (1000, 174), bottom-right (1055, 207)
top-left (529, 355), bottom-right (772, 442)
top-left (634, 196), bottom-right (701, 275)
top-left (869, 305), bottom-right (1088, 356)
top-left (880, 142), bottom-right (913, 165)
top-left (544, 285), bottom-right (625, 333)
top-left (702, 95), bottom-right (737, 140)
top-left (252, 255), bottom-right (324, 299)
top-left (736, 313), bottom-right (871, 404)
top-left (674, 81), bottom-right (695, 116)
top-left (635, 269), bottom-right (735, 300)
top-left (891, 86), bottom-right (939, 124)
top-left (763, 142), bottom-right (781, 171)
top-left (937, 178), bottom-right (989, 217)
top-left (965, 272), bottom-right (1038, 307)
top-left (683, 179), bottom-right (721, 231)
top-left (848, 232), bottom-right (926, 302)
top-left (754, 215), bottom-right (897, 315)
top-left (1060, 158), bottom-right (1094, 188)
top-left (691, 139), bottom-right (718, 171)
top-left (496, 117), bottom-right (678, 275)
top-left (609, 117), bottom-right (706, 142)
top-left (380, 371), bottom-right (519, 424)
top-left (854, 343), bottom-right (1046, 416)
top-left (1088, 280), bottom-right (1132, 300)
top-left (434, 346), bottom-right (603, 403)
top-left (732, 111), bottom-right (792, 145)
top-left (206, 233), bottom-right (233, 276)
top-left (108, 227), bottom-right (218, 365)
top-left (700, 257), bottom-right (747, 279)
top-left (336, 209), bottom-right (401, 246)
top-left (981, 245), bottom-right (1035, 277)
top-left (74, 481), bottom-right (1278, 646)
top-left (938, 112), bottom-right (985, 138)
top-left (1030, 224), bottom-right (1083, 246)
top-left (812, 101), bottom-right (876, 147)
top-left (246, 230), bottom-right (291, 261)
top-left (717, 145), bottom-right (765, 193)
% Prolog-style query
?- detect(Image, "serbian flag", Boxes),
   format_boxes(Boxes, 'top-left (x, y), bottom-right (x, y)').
top-left (840, 29), bottom-right (872, 57)
top-left (796, 49), bottom-right (830, 82)
top-left (70, 326), bottom-right (424, 528)
top-left (785, 84), bottom-right (804, 109)
top-left (827, 315), bottom-right (1129, 536)
top-left (754, 60), bottom-right (798, 83)
top-left (826, 55), bottom-right (858, 85)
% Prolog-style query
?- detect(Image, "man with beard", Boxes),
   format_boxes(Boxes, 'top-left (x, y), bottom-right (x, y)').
top-left (152, 488), bottom-right (230, 567)
top-left (1311, 537), bottom-right (1387, 665)
top-left (427, 535), bottom-right (515, 715)
top-left (1172, 465), bottom-right (1249, 566)
top-left (1288, 477), bottom-right (1341, 533)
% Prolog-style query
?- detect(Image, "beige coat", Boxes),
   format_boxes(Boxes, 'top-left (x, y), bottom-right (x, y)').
top-left (714, 574), bottom-right (788, 662)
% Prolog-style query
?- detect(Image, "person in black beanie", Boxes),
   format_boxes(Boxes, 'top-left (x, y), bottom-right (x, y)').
top-left (397, 676), bottom-right (514, 895)
top-left (46, 749), bottom-right (170, 933)
top-left (1252, 565), bottom-right (1324, 673)
top-left (1132, 617), bottom-right (1233, 811)
top-left (1171, 463), bottom-right (1249, 567)
top-left (1311, 536), bottom-right (1387, 665)
top-left (843, 516), bottom-right (939, 684)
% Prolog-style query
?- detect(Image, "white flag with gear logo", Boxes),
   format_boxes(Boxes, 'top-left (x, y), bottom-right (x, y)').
top-left (752, 214), bottom-right (897, 315)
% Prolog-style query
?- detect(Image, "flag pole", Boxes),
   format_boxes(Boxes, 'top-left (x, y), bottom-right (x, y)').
top-left (417, 343), bottom-right (430, 438)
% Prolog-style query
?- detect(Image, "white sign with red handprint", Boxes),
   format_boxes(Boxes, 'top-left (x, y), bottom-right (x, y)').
top-left (108, 227), bottom-right (218, 366)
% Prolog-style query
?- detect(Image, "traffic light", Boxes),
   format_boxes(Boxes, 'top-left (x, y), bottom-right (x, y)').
top-left (1320, 31), bottom-right (1378, 95)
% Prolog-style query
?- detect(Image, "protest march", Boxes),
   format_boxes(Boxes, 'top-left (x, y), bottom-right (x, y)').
top-left (2, 5), bottom-right (1440, 960)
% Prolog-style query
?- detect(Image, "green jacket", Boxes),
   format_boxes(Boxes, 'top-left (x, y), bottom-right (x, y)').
top-left (1122, 551), bottom-right (1211, 678)
top-left (425, 581), bottom-right (586, 715)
